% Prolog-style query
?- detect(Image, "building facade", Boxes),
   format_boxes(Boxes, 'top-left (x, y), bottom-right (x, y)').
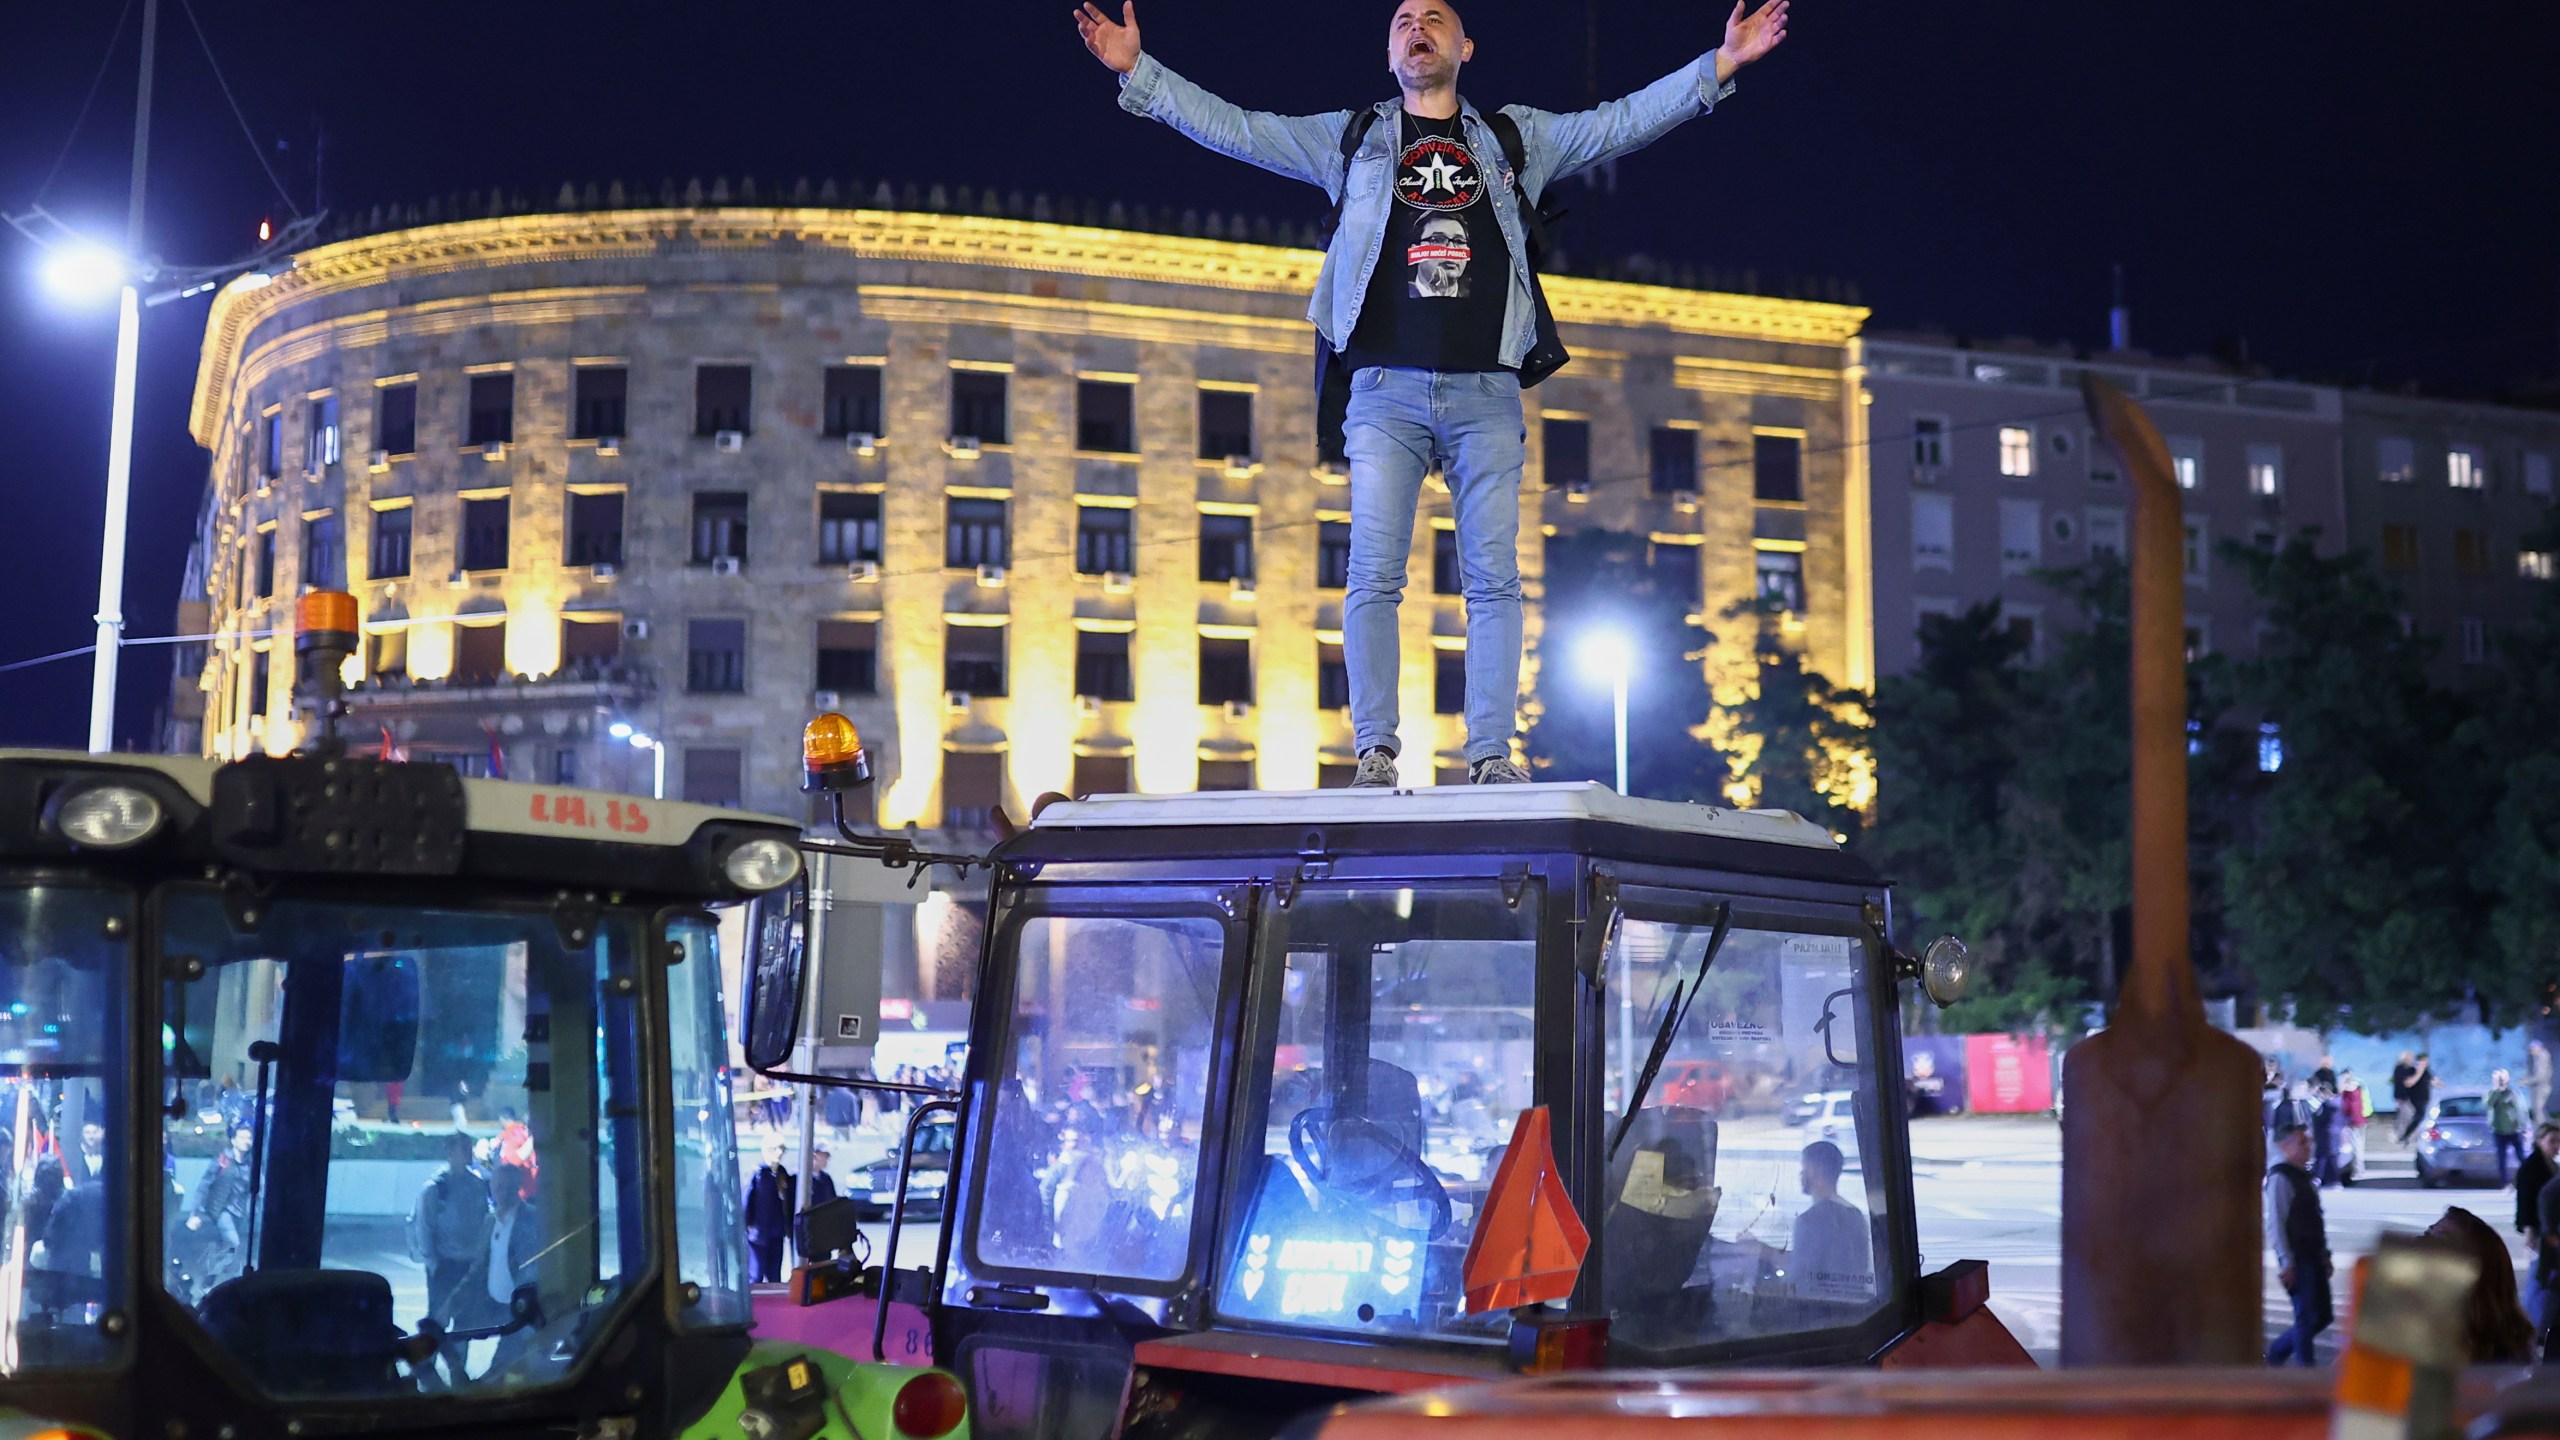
top-left (179, 199), bottom-right (1868, 831)
top-left (1863, 335), bottom-right (2346, 674)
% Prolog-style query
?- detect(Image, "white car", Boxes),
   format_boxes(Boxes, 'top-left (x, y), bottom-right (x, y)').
top-left (1785, 1090), bottom-right (1857, 1132)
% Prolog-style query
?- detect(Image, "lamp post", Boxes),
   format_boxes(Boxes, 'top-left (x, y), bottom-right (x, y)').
top-left (1582, 629), bottom-right (1632, 798)
top-left (610, 722), bottom-right (666, 799)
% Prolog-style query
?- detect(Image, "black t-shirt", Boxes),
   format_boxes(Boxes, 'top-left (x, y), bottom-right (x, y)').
top-left (1341, 111), bottom-right (1513, 375)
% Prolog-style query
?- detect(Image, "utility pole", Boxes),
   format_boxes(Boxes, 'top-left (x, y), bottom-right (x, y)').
top-left (87, 0), bottom-right (156, 752)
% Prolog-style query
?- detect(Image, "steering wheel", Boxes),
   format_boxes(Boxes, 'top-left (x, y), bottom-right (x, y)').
top-left (1288, 1108), bottom-right (1453, 1240)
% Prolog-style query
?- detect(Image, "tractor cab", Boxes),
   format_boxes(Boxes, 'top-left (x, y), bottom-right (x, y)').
top-left (905, 783), bottom-right (1969, 1439)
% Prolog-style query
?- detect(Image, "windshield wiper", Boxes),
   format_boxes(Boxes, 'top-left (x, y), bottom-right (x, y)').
top-left (1607, 902), bottom-right (1731, 1164)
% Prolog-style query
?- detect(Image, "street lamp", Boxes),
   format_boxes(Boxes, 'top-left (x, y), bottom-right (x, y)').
top-left (1581, 628), bottom-right (1633, 797)
top-left (611, 722), bottom-right (666, 800)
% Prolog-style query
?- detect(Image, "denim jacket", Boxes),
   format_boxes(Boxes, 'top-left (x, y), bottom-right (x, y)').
top-left (1118, 52), bottom-right (1736, 371)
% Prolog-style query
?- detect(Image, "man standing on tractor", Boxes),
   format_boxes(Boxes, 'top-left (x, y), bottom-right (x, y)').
top-left (1076, 0), bottom-right (1790, 788)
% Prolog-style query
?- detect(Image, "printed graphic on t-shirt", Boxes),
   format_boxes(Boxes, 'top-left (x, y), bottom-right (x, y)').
top-left (1393, 131), bottom-right (1484, 299)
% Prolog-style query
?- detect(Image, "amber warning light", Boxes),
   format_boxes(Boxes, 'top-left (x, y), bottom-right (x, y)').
top-left (295, 590), bottom-right (360, 658)
top-left (801, 712), bottom-right (874, 792)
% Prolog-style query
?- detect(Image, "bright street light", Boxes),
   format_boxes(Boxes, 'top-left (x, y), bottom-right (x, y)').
top-left (608, 721), bottom-right (634, 739)
top-left (617, 726), bottom-right (666, 799)
top-left (1581, 628), bottom-right (1633, 797)
top-left (40, 244), bottom-right (124, 300)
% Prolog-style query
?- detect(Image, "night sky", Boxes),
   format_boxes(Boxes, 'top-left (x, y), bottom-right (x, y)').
top-left (3, 1), bottom-right (2552, 749)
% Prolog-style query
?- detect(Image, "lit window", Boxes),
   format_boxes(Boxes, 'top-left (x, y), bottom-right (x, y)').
top-left (2376, 436), bottom-right (2416, 485)
top-left (1911, 415), bottom-right (1947, 469)
top-left (1755, 550), bottom-right (1804, 613)
top-left (2458, 617), bottom-right (2487, 664)
top-left (2247, 443), bottom-right (2282, 498)
top-left (2522, 551), bottom-right (2556, 581)
top-left (2170, 437), bottom-right (2204, 491)
top-left (2257, 723), bottom-right (2283, 774)
top-left (2448, 446), bottom-right (2484, 490)
top-left (1998, 426), bottom-right (2034, 477)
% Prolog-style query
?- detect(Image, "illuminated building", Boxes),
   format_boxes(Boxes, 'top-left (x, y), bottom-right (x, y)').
top-left (175, 192), bottom-right (1868, 831)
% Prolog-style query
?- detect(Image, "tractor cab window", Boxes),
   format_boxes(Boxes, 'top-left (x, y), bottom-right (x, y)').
top-left (157, 891), bottom-right (652, 1399)
top-left (0, 884), bottom-right (129, 1374)
top-left (1599, 915), bottom-right (1892, 1355)
top-left (1215, 884), bottom-right (1537, 1342)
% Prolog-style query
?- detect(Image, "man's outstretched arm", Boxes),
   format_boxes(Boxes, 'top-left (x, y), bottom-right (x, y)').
top-left (1508, 0), bottom-right (1789, 191)
top-left (1075, 3), bottom-right (1358, 197)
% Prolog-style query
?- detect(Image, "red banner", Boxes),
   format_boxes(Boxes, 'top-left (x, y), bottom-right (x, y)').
top-left (1963, 1033), bottom-right (2055, 1113)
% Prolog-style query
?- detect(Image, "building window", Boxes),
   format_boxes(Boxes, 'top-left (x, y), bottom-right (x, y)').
top-left (819, 492), bottom-right (883, 565)
top-left (2183, 624), bottom-right (2210, 664)
top-left (1076, 504), bottom-right (1132, 575)
top-left (1199, 636), bottom-right (1253, 707)
top-left (1070, 753), bottom-right (1132, 798)
top-left (2244, 443), bottom-right (2283, 498)
top-left (1074, 630), bottom-right (1133, 702)
top-left (2183, 517), bottom-right (2208, 583)
top-left (301, 512), bottom-right (343, 590)
top-left (691, 492), bottom-right (749, 566)
top-left (1998, 425), bottom-right (2034, 478)
top-left (2005, 611), bottom-right (2039, 663)
top-left (1756, 550), bottom-right (1804, 614)
top-left (950, 370), bottom-right (1008, 445)
top-left (1198, 389), bottom-right (1254, 461)
top-left (946, 497), bottom-right (1009, 570)
top-left (461, 496), bottom-right (510, 573)
top-left (251, 651), bottom-right (271, 717)
top-left (942, 750), bottom-right (1004, 831)
top-left (823, 365), bottom-right (883, 439)
top-left (1433, 650), bottom-right (1466, 716)
top-left (2086, 507), bottom-right (2126, 559)
top-left (2453, 529), bottom-right (2491, 576)
top-left (2170, 436), bottom-right (2204, 491)
top-left (2257, 722), bottom-right (2284, 775)
top-left (1911, 414), bottom-right (1947, 469)
top-left (1753, 433), bottom-right (1803, 502)
top-left (945, 623), bottom-right (1007, 697)
top-left (1911, 492), bottom-right (1954, 571)
top-left (452, 623), bottom-right (507, 686)
top-left (560, 618), bottom-right (620, 672)
top-left (368, 627), bottom-right (407, 680)
top-left (816, 619), bottom-right (878, 696)
top-left (2459, 617), bottom-right (2487, 664)
top-left (2521, 550), bottom-right (2557, 581)
top-left (1198, 759), bottom-right (1254, 792)
top-left (1317, 522), bottom-right (1352, 590)
top-left (1318, 640), bottom-right (1349, 709)
top-left (1649, 542), bottom-right (1702, 608)
top-left (1076, 380), bottom-right (1135, 453)
top-left (376, 382), bottom-right (418, 457)
top-left (567, 491), bottom-right (624, 567)
top-left (686, 618), bottom-right (747, 694)
top-left (1200, 512), bottom-right (1255, 584)
top-left (695, 364), bottom-right (752, 436)
top-left (2525, 453), bottom-right (2553, 499)
top-left (2000, 498), bottom-right (2042, 575)
top-left (2448, 445), bottom-right (2485, 490)
top-left (572, 367), bottom-right (627, 440)
top-left (1649, 427), bottom-right (1697, 495)
top-left (307, 396), bottom-right (340, 471)
top-left (1543, 417), bottom-right (1590, 489)
top-left (683, 748), bottom-right (744, 808)
top-left (369, 507), bottom-right (412, 579)
top-left (2376, 437), bottom-right (2416, 484)
top-left (260, 412), bottom-right (283, 481)
top-left (466, 373), bottom-right (514, 447)
top-left (254, 530), bottom-right (276, 598)
top-left (550, 748), bottom-right (578, 786)
top-left (2381, 523), bottom-right (2421, 571)
top-left (1432, 527), bottom-right (1461, 595)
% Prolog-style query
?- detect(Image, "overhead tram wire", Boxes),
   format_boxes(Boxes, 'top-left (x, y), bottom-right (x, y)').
top-left (27, 0), bottom-right (139, 207)
top-left (173, 0), bottom-right (303, 219)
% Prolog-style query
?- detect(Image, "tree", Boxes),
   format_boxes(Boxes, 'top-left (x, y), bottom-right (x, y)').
top-left (1525, 529), bottom-right (1728, 802)
top-left (1720, 600), bottom-right (1870, 842)
top-left (2465, 510), bottom-right (2560, 1013)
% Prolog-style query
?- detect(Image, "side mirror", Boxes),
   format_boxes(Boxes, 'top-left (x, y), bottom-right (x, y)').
top-left (1815, 986), bottom-right (1862, 1070)
top-left (1918, 935), bottom-right (1972, 1009)
top-left (741, 876), bottom-right (809, 1074)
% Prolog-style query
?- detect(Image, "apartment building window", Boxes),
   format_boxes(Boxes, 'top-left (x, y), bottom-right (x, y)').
top-left (1198, 760), bottom-right (1255, 792)
top-left (1433, 650), bottom-right (1466, 716)
top-left (369, 506), bottom-right (412, 579)
top-left (1756, 550), bottom-right (1805, 614)
top-left (2257, 723), bottom-right (2285, 775)
top-left (2453, 528), bottom-right (2491, 576)
top-left (247, 529), bottom-right (273, 599)
top-left (2448, 445), bottom-right (2485, 490)
top-left (950, 370), bottom-right (1008, 444)
top-left (943, 750), bottom-right (1003, 831)
top-left (2086, 507), bottom-right (2126, 559)
top-left (945, 623), bottom-right (1007, 697)
top-left (1074, 630), bottom-right (1133, 702)
top-left (1998, 425), bottom-right (2034, 478)
top-left (466, 374), bottom-right (515, 447)
top-left (461, 497), bottom-right (510, 572)
top-left (572, 367), bottom-right (628, 440)
top-left (2526, 454), bottom-right (2553, 498)
top-left (307, 396), bottom-right (340, 471)
top-left (376, 382), bottom-right (418, 456)
top-left (1649, 542), bottom-right (1702, 608)
top-left (1199, 637), bottom-right (1253, 707)
top-left (1649, 427), bottom-right (1697, 495)
top-left (823, 365), bottom-right (884, 439)
top-left (691, 492), bottom-right (749, 566)
top-left (551, 749), bottom-right (578, 787)
top-left (2170, 436), bottom-right (2204, 491)
top-left (1911, 492), bottom-right (1954, 571)
top-left (1318, 641), bottom-right (1349, 709)
top-left (566, 491), bottom-right (624, 567)
top-left (815, 619), bottom-right (878, 696)
top-left (1076, 380), bottom-right (1135, 453)
top-left (1753, 433), bottom-right (1803, 502)
top-left (1071, 753), bottom-right (1132, 798)
top-left (819, 492), bottom-right (883, 565)
top-left (1200, 513), bottom-right (1255, 583)
top-left (695, 365), bottom-right (752, 436)
top-left (453, 623), bottom-right (507, 686)
top-left (1076, 503), bottom-right (1132, 574)
top-left (2382, 523), bottom-right (2421, 571)
top-left (1198, 389), bottom-right (1254, 461)
top-left (2183, 518), bottom-right (2208, 583)
top-left (368, 627), bottom-right (407, 680)
top-left (2459, 617), bottom-right (2488, 665)
top-left (2000, 499), bottom-right (2042, 575)
top-left (1911, 414), bottom-right (1948, 469)
top-left (2247, 443), bottom-right (2283, 498)
top-left (1317, 521), bottom-right (1352, 590)
top-left (2519, 550), bottom-right (2556, 581)
top-left (1432, 527), bottom-right (1462, 595)
top-left (946, 498), bottom-right (1009, 570)
top-left (1543, 417), bottom-right (1590, 489)
top-left (686, 618), bottom-right (747, 693)
top-left (301, 513), bottom-right (343, 591)
top-left (260, 412), bottom-right (283, 481)
top-left (684, 748), bottom-right (744, 808)
top-left (251, 652), bottom-right (271, 717)
top-left (2377, 436), bottom-right (2417, 484)
top-left (560, 617), bottom-right (620, 671)
top-left (2005, 611), bottom-right (2040, 664)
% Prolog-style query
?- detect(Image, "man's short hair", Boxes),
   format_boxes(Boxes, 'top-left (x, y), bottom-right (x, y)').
top-left (2272, 1121), bottom-right (2307, 1143)
top-left (2537, 1122), bottom-right (2560, 1143)
top-left (1801, 1140), bottom-right (1845, 1181)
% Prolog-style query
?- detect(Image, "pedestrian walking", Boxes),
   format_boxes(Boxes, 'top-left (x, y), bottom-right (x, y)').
top-left (2516, 1125), bottom-right (2560, 1325)
top-left (2531, 1040), bottom-right (2553, 1126)
top-left (2338, 1069), bottom-right (2369, 1185)
top-left (2264, 1122), bottom-right (2334, 1367)
top-left (406, 1134), bottom-right (493, 1386)
top-left (2425, 1207), bottom-right (2539, 1364)
top-left (2392, 1050), bottom-right (2418, 1137)
top-left (2309, 1074), bottom-right (2341, 1188)
top-left (742, 1141), bottom-right (797, 1284)
top-left (2492, 1070), bottom-right (2529, 1184)
top-left (1076, 0), bottom-right (1790, 789)
top-left (2399, 1053), bottom-right (2435, 1146)
top-left (808, 1143), bottom-right (839, 1207)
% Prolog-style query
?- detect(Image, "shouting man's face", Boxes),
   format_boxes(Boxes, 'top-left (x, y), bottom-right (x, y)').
top-left (1388, 0), bottom-right (1470, 92)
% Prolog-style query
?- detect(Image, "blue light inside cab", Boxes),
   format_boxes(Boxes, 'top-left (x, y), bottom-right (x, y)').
top-left (2257, 722), bottom-right (2284, 774)
top-left (1222, 1164), bottom-right (1429, 1327)
top-left (8, 1003), bottom-right (25, 1017)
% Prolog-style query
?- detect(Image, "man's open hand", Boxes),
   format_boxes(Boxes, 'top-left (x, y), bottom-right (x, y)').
top-left (1715, 0), bottom-right (1788, 81)
top-left (1075, 2), bottom-right (1142, 75)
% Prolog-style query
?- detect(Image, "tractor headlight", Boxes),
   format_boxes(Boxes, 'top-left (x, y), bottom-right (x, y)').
top-left (49, 783), bottom-right (166, 850)
top-left (721, 837), bottom-right (803, 893)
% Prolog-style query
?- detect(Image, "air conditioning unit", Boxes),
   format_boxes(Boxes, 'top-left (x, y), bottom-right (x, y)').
top-left (1229, 576), bottom-right (1257, 600)
top-left (1102, 571), bottom-right (1134, 594)
top-left (976, 564), bottom-right (1008, 588)
top-left (946, 435), bottom-right (982, 459)
top-left (591, 562), bottom-right (618, 580)
top-left (1224, 454), bottom-right (1257, 479)
top-left (1672, 489), bottom-right (1702, 512)
top-left (596, 436), bottom-right (622, 457)
top-left (368, 450), bottom-right (391, 472)
top-left (715, 430), bottom-right (745, 453)
top-left (847, 560), bottom-right (880, 583)
top-left (621, 619), bottom-right (650, 641)
top-left (1223, 700), bottom-right (1253, 720)
top-left (710, 556), bottom-right (742, 576)
top-left (813, 690), bottom-right (843, 710)
top-left (1075, 694), bottom-right (1102, 718)
top-left (846, 431), bottom-right (880, 457)
top-left (944, 691), bottom-right (972, 713)
top-left (481, 442), bottom-right (507, 461)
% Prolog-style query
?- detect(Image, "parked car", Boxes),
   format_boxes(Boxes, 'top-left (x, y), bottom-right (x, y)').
top-left (853, 1113), bottom-right (958, 1218)
top-left (1658, 1059), bottom-right (1736, 1115)
top-left (2414, 1089), bottom-right (2502, 1189)
top-left (1786, 1090), bottom-right (1858, 1134)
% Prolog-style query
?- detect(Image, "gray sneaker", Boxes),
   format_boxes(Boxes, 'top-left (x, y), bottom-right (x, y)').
top-left (1350, 748), bottom-right (1401, 788)
top-left (1470, 756), bottom-right (1531, 785)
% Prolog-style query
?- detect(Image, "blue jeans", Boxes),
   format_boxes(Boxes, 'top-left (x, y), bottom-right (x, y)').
top-left (2265, 1276), bottom-right (2332, 1366)
top-left (1343, 367), bottom-right (1526, 765)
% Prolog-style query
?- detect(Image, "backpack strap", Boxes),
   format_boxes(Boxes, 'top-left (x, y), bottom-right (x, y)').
top-left (1485, 109), bottom-right (1563, 267)
top-left (1316, 108), bottom-right (1382, 246)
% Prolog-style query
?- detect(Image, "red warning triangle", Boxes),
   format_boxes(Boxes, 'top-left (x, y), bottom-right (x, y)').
top-left (1460, 1105), bottom-right (1590, 1314)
